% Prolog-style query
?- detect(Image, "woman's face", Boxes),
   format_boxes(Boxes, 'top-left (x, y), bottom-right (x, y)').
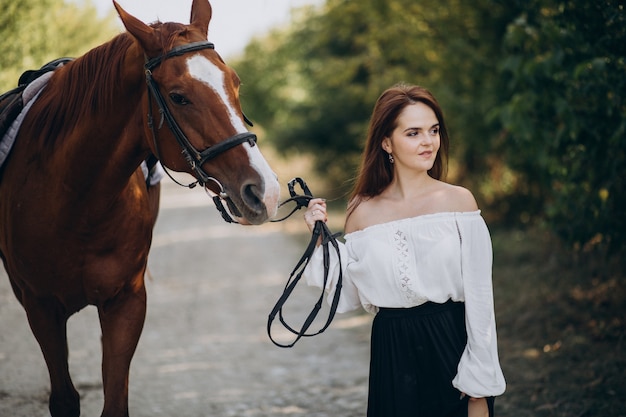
top-left (382, 102), bottom-right (440, 173)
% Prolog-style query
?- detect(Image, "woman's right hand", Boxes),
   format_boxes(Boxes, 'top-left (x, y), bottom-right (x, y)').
top-left (304, 198), bottom-right (327, 232)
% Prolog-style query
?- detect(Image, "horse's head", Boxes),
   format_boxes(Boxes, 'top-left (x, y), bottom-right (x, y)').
top-left (113, 0), bottom-right (280, 225)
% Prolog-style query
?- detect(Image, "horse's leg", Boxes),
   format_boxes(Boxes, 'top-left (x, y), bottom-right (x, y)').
top-left (98, 278), bottom-right (147, 417)
top-left (21, 293), bottom-right (80, 417)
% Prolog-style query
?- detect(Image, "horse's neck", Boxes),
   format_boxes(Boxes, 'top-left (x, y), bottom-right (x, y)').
top-left (44, 37), bottom-right (150, 195)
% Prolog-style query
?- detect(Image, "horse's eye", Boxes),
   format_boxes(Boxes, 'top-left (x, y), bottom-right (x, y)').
top-left (169, 93), bottom-right (189, 105)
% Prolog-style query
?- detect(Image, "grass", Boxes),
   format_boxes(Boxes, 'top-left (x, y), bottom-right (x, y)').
top-left (491, 228), bottom-right (625, 417)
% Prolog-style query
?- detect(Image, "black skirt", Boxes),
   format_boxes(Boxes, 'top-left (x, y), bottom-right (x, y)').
top-left (367, 300), bottom-right (495, 417)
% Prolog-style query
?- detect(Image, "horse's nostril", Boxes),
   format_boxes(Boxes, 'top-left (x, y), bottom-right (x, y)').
top-left (242, 182), bottom-right (264, 213)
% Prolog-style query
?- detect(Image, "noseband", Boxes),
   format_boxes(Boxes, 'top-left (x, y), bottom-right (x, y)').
top-left (144, 41), bottom-right (256, 204)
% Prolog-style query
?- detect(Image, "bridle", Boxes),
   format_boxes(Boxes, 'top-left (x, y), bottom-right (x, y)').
top-left (144, 43), bottom-right (343, 346)
top-left (144, 40), bottom-right (255, 218)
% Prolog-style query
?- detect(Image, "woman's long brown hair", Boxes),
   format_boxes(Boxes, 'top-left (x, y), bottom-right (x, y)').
top-left (347, 84), bottom-right (449, 217)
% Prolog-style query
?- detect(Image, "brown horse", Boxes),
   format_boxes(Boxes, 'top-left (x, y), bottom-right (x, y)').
top-left (0, 1), bottom-right (280, 416)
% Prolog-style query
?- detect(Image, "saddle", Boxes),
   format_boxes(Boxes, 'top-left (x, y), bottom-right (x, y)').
top-left (0, 58), bottom-right (73, 140)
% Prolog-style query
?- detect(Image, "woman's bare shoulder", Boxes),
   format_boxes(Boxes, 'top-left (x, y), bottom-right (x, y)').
top-left (436, 182), bottom-right (479, 212)
top-left (344, 183), bottom-right (478, 234)
top-left (345, 196), bottom-right (380, 234)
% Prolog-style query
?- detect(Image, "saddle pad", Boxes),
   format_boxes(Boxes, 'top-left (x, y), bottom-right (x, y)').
top-left (0, 70), bottom-right (56, 169)
top-left (141, 160), bottom-right (165, 187)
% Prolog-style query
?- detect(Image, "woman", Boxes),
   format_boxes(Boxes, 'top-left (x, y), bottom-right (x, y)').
top-left (303, 84), bottom-right (506, 416)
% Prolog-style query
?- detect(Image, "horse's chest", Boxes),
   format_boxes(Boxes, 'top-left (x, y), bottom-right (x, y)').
top-left (0, 193), bottom-right (152, 298)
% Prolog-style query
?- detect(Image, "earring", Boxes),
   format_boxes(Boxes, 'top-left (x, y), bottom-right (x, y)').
top-left (388, 153), bottom-right (394, 164)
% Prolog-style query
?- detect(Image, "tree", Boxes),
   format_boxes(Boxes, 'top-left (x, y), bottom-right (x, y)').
top-left (495, 0), bottom-right (626, 253)
top-left (234, 0), bottom-right (626, 257)
top-left (0, 0), bottom-right (117, 91)
top-left (235, 0), bottom-right (518, 196)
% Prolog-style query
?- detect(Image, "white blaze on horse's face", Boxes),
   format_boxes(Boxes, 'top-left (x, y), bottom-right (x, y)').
top-left (186, 55), bottom-right (247, 132)
top-left (186, 54), bottom-right (280, 219)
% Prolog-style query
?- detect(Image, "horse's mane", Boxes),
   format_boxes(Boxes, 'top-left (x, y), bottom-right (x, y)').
top-left (30, 32), bottom-right (136, 147)
top-left (33, 21), bottom-right (190, 147)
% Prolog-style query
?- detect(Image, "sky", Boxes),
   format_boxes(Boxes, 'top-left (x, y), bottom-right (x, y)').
top-left (86, 0), bottom-right (321, 59)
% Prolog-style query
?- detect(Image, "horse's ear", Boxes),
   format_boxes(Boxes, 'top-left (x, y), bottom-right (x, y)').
top-left (190, 0), bottom-right (212, 37)
top-left (113, 1), bottom-right (160, 55)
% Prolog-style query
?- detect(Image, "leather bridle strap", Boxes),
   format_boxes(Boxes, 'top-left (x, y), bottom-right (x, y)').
top-left (144, 40), bottom-right (256, 189)
top-left (145, 41), bottom-right (215, 70)
top-left (267, 178), bottom-right (343, 348)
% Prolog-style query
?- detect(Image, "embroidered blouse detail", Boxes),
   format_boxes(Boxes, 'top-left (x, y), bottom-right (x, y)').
top-left (394, 229), bottom-right (418, 303)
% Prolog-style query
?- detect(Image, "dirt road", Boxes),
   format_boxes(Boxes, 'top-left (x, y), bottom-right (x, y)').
top-left (0, 180), bottom-right (371, 417)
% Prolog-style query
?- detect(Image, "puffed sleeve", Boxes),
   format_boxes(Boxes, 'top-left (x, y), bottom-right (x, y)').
top-left (302, 241), bottom-right (362, 313)
top-left (452, 215), bottom-right (506, 398)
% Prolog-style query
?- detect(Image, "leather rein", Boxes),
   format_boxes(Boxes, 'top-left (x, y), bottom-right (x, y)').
top-left (266, 178), bottom-right (343, 348)
top-left (144, 43), bottom-right (343, 348)
top-left (144, 40), bottom-right (255, 218)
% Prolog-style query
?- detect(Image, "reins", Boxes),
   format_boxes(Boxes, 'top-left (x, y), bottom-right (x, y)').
top-left (141, 43), bottom-right (343, 345)
top-left (266, 178), bottom-right (343, 348)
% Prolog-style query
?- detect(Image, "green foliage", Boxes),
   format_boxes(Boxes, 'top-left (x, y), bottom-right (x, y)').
top-left (495, 0), bottom-right (626, 253)
top-left (236, 0), bottom-right (626, 256)
top-left (236, 0), bottom-right (518, 194)
top-left (0, 0), bottom-right (118, 91)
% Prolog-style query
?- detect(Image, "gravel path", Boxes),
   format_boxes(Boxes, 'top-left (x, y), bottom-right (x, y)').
top-left (0, 180), bottom-right (371, 417)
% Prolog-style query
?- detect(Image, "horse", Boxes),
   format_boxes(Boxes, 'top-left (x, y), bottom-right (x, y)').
top-left (0, 0), bottom-right (280, 416)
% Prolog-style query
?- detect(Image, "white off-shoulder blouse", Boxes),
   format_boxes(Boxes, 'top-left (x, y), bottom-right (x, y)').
top-left (303, 210), bottom-right (506, 398)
